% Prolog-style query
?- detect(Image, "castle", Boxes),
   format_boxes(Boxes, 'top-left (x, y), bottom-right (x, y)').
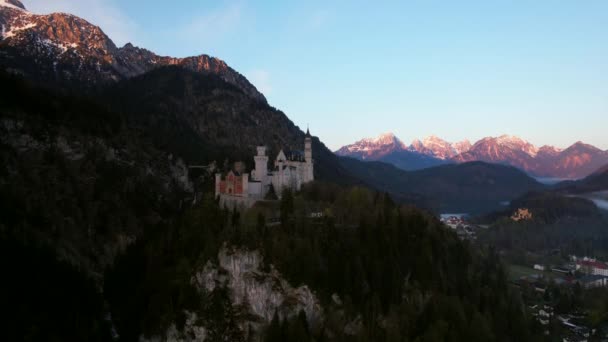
top-left (215, 130), bottom-right (314, 209)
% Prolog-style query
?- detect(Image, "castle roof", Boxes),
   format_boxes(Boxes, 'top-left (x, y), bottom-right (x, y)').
top-left (276, 149), bottom-right (306, 162)
top-left (223, 169), bottom-right (244, 177)
top-left (284, 150), bottom-right (305, 162)
top-left (578, 260), bottom-right (608, 270)
top-left (274, 164), bottom-right (298, 171)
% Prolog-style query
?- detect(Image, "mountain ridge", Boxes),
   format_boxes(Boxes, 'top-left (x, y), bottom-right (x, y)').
top-left (0, 2), bottom-right (266, 102)
top-left (338, 132), bottom-right (608, 178)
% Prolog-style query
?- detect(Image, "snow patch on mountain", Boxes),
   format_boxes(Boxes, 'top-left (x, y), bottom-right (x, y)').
top-left (453, 139), bottom-right (472, 154)
top-left (1, 21), bottom-right (34, 38)
top-left (360, 132), bottom-right (404, 147)
top-left (409, 135), bottom-right (471, 160)
top-left (494, 135), bottom-right (538, 157)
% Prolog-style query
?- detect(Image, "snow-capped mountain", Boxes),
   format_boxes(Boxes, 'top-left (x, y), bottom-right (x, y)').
top-left (337, 133), bottom-right (608, 178)
top-left (454, 135), bottom-right (540, 173)
top-left (335, 132), bottom-right (407, 160)
top-left (335, 133), bottom-right (450, 170)
top-left (0, 1), bottom-right (266, 102)
top-left (409, 135), bottom-right (472, 160)
top-left (453, 137), bottom-right (608, 178)
top-left (337, 133), bottom-right (472, 161)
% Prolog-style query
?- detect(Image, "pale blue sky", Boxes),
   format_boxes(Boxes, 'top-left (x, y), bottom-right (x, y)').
top-left (28, 0), bottom-right (608, 150)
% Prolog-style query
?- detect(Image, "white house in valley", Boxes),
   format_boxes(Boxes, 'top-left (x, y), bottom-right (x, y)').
top-left (215, 130), bottom-right (314, 209)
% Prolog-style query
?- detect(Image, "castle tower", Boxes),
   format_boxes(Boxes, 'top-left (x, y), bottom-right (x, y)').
top-left (253, 146), bottom-right (268, 182)
top-left (305, 128), bottom-right (312, 163)
top-left (304, 128), bottom-right (314, 182)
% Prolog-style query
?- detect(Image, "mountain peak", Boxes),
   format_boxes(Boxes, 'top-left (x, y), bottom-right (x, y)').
top-left (453, 139), bottom-right (472, 154)
top-left (496, 134), bottom-right (525, 144)
top-left (377, 131), bottom-right (397, 139)
top-left (366, 132), bottom-right (402, 145)
top-left (538, 145), bottom-right (562, 156)
top-left (422, 135), bottom-right (446, 144)
top-left (572, 141), bottom-right (589, 147)
top-left (408, 136), bottom-right (470, 160)
top-left (492, 135), bottom-right (538, 157)
top-left (0, 0), bottom-right (26, 11)
top-left (566, 141), bottom-right (602, 153)
top-left (335, 132), bottom-right (406, 159)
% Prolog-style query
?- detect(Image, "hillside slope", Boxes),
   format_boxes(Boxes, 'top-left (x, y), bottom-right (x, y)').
top-left (340, 157), bottom-right (544, 213)
top-left (102, 66), bottom-right (356, 185)
top-left (555, 164), bottom-right (608, 194)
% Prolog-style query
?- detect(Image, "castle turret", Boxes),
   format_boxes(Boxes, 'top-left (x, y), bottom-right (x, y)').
top-left (253, 146), bottom-right (268, 182)
top-left (304, 128), bottom-right (314, 182)
top-left (305, 128), bottom-right (312, 163)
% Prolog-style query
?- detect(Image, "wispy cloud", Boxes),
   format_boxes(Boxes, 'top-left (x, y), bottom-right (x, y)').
top-left (246, 69), bottom-right (272, 96)
top-left (27, 0), bottom-right (138, 46)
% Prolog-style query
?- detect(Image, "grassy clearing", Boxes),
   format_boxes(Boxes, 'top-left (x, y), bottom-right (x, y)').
top-left (508, 264), bottom-right (542, 281)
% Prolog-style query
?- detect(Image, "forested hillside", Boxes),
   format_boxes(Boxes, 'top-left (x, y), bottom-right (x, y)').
top-left (0, 70), bottom-right (541, 340)
top-left (102, 66), bottom-right (356, 185)
top-left (105, 184), bottom-right (541, 341)
top-left (340, 157), bottom-right (544, 214)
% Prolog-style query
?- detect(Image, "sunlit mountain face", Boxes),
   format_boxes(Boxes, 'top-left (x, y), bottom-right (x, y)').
top-left (338, 133), bottom-right (608, 178)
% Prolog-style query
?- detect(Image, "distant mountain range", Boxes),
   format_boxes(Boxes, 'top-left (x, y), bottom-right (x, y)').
top-left (337, 132), bottom-right (608, 179)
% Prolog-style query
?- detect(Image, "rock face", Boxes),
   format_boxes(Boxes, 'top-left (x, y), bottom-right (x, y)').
top-left (454, 135), bottom-right (540, 173)
top-left (196, 247), bottom-right (323, 328)
top-left (409, 135), bottom-right (472, 160)
top-left (148, 246), bottom-right (324, 341)
top-left (143, 312), bottom-right (208, 342)
top-left (0, 2), bottom-right (266, 102)
top-left (338, 133), bottom-right (608, 179)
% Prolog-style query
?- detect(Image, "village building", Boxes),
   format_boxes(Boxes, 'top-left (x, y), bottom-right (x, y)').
top-left (215, 130), bottom-right (314, 209)
top-left (573, 257), bottom-right (608, 277)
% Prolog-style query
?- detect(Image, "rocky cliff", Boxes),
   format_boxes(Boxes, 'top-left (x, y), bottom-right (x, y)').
top-left (146, 246), bottom-right (324, 341)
